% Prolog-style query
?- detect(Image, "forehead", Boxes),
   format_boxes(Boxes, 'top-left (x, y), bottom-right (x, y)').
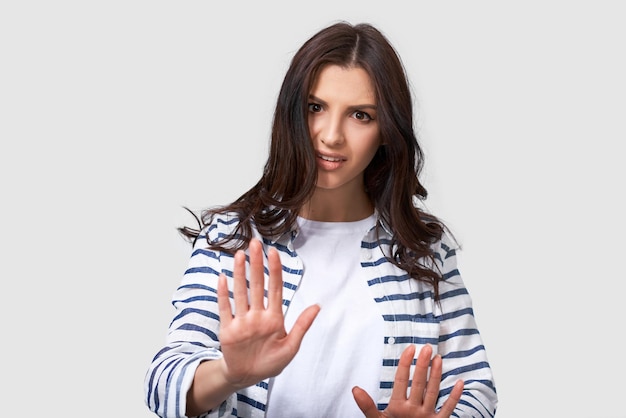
top-left (310, 65), bottom-right (376, 104)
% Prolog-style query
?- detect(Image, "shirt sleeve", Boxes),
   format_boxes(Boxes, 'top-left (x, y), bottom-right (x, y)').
top-left (433, 233), bottom-right (498, 417)
top-left (144, 221), bottom-right (235, 418)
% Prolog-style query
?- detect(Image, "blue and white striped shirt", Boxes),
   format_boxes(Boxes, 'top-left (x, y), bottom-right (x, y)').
top-left (144, 213), bottom-right (498, 417)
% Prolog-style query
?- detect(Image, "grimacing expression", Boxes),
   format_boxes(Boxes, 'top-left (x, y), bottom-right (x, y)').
top-left (307, 65), bottom-right (381, 195)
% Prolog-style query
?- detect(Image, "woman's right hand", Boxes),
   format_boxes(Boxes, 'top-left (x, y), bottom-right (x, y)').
top-left (186, 238), bottom-right (320, 416)
top-left (217, 238), bottom-right (320, 388)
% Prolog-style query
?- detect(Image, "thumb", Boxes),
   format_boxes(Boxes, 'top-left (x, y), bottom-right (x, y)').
top-left (352, 386), bottom-right (380, 417)
top-left (286, 304), bottom-right (320, 346)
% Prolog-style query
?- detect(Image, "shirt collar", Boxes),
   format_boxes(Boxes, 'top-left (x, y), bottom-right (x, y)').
top-left (267, 209), bottom-right (393, 245)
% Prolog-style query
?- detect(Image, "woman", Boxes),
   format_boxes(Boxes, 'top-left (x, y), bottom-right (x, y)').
top-left (145, 21), bottom-right (497, 418)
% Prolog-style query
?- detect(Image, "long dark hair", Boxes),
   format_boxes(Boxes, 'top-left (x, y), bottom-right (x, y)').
top-left (181, 21), bottom-right (449, 299)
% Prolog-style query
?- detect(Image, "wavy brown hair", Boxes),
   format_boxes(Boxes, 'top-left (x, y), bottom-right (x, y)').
top-left (181, 21), bottom-right (450, 299)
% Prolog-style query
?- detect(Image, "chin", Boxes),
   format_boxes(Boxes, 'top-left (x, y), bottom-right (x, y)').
top-left (315, 173), bottom-right (362, 193)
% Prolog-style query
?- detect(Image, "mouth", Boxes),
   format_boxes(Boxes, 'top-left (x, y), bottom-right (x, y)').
top-left (315, 151), bottom-right (346, 171)
top-left (317, 152), bottom-right (346, 162)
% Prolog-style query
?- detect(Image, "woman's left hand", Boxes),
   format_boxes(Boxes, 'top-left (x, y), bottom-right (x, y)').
top-left (352, 344), bottom-right (464, 418)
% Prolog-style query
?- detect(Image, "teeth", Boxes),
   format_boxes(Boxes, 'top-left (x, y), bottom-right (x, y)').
top-left (319, 154), bottom-right (341, 162)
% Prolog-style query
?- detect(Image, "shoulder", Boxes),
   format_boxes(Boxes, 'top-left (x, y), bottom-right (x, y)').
top-left (435, 230), bottom-right (459, 256)
top-left (430, 229), bottom-right (461, 274)
top-left (197, 211), bottom-right (244, 246)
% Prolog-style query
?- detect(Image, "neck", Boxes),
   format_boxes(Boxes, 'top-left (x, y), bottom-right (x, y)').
top-left (299, 188), bottom-right (374, 222)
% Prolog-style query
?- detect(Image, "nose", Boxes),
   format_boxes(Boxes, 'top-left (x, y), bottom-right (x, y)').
top-left (320, 113), bottom-right (344, 146)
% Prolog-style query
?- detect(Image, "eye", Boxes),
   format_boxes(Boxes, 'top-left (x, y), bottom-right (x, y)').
top-left (308, 103), bottom-right (323, 113)
top-left (352, 110), bottom-right (373, 121)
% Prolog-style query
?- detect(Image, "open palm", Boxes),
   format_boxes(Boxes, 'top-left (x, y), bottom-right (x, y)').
top-left (217, 239), bottom-right (320, 388)
top-left (352, 344), bottom-right (464, 418)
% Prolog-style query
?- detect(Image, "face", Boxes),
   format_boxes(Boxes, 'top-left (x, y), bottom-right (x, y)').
top-left (307, 65), bottom-right (381, 195)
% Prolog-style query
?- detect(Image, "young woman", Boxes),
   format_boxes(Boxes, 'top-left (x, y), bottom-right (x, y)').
top-left (145, 22), bottom-right (498, 418)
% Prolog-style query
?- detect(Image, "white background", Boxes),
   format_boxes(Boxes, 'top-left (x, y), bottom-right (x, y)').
top-left (1, 1), bottom-right (624, 417)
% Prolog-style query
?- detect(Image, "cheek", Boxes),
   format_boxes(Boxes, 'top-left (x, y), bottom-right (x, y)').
top-left (349, 123), bottom-right (379, 144)
top-left (308, 115), bottom-right (322, 138)
top-left (362, 132), bottom-right (382, 156)
top-left (355, 138), bottom-right (382, 166)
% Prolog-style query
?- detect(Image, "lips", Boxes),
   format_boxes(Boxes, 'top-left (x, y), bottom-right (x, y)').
top-left (319, 154), bottom-right (342, 162)
top-left (317, 151), bottom-right (346, 162)
top-left (316, 151), bottom-right (346, 170)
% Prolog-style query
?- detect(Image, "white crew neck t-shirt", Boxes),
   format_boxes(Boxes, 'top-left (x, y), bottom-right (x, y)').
top-left (265, 214), bottom-right (385, 417)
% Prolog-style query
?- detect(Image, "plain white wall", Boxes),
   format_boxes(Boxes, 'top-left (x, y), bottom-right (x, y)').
top-left (1, 1), bottom-right (624, 417)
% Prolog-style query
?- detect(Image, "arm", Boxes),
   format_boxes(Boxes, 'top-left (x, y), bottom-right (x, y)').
top-left (351, 233), bottom-right (496, 417)
top-left (144, 234), bottom-right (319, 418)
top-left (186, 241), bottom-right (319, 415)
top-left (144, 227), bottom-right (229, 418)
top-left (433, 235), bottom-right (498, 416)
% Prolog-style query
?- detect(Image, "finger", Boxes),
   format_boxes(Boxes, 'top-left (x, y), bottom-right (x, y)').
top-left (285, 304), bottom-right (320, 351)
top-left (408, 344), bottom-right (432, 404)
top-left (422, 353), bottom-right (443, 411)
top-left (351, 386), bottom-right (381, 418)
top-left (390, 344), bottom-right (416, 401)
top-left (232, 249), bottom-right (249, 315)
top-left (267, 247), bottom-right (284, 313)
top-left (216, 274), bottom-right (233, 327)
top-left (437, 379), bottom-right (464, 416)
top-left (248, 239), bottom-right (266, 310)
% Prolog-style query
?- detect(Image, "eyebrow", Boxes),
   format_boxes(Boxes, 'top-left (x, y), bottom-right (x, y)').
top-left (308, 94), bottom-right (377, 111)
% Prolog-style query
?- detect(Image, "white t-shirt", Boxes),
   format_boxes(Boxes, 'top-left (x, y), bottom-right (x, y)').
top-left (265, 214), bottom-right (385, 417)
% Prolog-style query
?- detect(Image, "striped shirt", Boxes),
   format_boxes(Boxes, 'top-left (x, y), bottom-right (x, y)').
top-left (144, 213), bottom-right (498, 417)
